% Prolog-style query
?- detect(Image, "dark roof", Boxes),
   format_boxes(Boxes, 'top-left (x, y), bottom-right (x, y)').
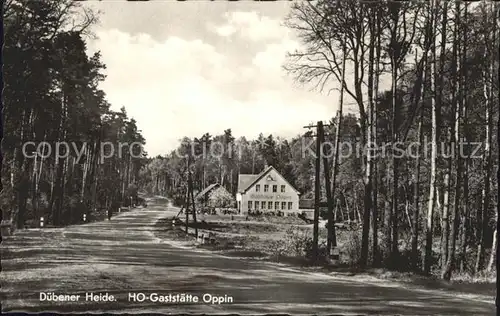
top-left (238, 165), bottom-right (300, 195)
top-left (299, 199), bottom-right (315, 209)
top-left (237, 174), bottom-right (259, 193)
top-left (195, 183), bottom-right (220, 200)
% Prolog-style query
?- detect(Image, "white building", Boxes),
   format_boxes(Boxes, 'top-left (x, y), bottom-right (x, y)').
top-left (236, 165), bottom-right (300, 215)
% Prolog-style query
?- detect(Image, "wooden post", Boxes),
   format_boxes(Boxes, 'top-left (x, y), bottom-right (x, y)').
top-left (320, 123), bottom-right (337, 256)
top-left (312, 121), bottom-right (322, 261)
top-left (188, 166), bottom-right (198, 238)
top-left (184, 186), bottom-right (189, 233)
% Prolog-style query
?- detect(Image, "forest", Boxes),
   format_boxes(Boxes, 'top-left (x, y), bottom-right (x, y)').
top-left (1, 1), bottom-right (147, 228)
top-left (139, 1), bottom-right (499, 280)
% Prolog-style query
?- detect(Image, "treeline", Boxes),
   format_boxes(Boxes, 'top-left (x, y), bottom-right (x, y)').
top-left (138, 114), bottom-right (359, 206)
top-left (1, 0), bottom-right (147, 229)
top-left (284, 0), bottom-right (499, 278)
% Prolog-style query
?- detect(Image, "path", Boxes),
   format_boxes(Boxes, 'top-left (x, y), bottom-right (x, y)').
top-left (1, 198), bottom-right (495, 315)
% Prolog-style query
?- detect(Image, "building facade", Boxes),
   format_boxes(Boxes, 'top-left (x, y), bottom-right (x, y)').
top-left (236, 166), bottom-right (300, 215)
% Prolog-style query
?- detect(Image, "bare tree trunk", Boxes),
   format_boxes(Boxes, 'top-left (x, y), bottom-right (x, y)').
top-left (356, 203), bottom-right (362, 224)
top-left (34, 133), bottom-right (47, 222)
top-left (328, 36), bottom-right (346, 256)
top-left (389, 3), bottom-right (401, 266)
top-left (424, 0), bottom-right (439, 275)
top-left (405, 198), bottom-right (412, 232)
top-left (51, 90), bottom-right (68, 226)
top-left (412, 48), bottom-right (427, 270)
top-left (487, 3), bottom-right (499, 273)
top-left (435, 2), bottom-right (448, 266)
top-left (81, 145), bottom-right (89, 201)
top-left (30, 109), bottom-right (39, 221)
top-left (487, 216), bottom-right (497, 272)
top-left (31, 155), bottom-right (39, 220)
top-left (371, 4), bottom-right (382, 267)
top-left (383, 160), bottom-right (392, 261)
top-left (459, 4), bottom-right (470, 272)
top-left (442, 1), bottom-right (461, 280)
top-left (475, 3), bottom-right (494, 272)
top-left (360, 80), bottom-right (373, 267)
top-left (441, 159), bottom-right (452, 269)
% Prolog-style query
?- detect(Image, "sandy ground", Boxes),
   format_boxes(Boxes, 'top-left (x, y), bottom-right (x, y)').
top-left (1, 198), bottom-right (495, 315)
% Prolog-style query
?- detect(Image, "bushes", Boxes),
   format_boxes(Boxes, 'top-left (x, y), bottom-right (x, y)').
top-left (248, 209), bottom-right (263, 216)
top-left (284, 226), bottom-right (312, 257)
top-left (343, 230), bottom-right (362, 266)
top-left (265, 226), bottom-right (326, 263)
top-left (60, 197), bottom-right (87, 225)
top-left (208, 187), bottom-right (235, 209)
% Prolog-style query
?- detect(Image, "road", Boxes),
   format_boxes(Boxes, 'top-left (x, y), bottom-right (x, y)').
top-left (1, 198), bottom-right (495, 315)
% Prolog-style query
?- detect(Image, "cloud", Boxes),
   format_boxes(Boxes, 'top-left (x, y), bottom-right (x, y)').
top-left (87, 28), bottom-right (332, 157)
top-left (253, 40), bottom-right (300, 71)
top-left (211, 11), bottom-right (290, 41)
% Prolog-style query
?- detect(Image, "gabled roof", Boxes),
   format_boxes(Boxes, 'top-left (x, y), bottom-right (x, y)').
top-left (237, 174), bottom-right (259, 193)
top-left (238, 165), bottom-right (300, 195)
top-left (196, 183), bottom-right (220, 200)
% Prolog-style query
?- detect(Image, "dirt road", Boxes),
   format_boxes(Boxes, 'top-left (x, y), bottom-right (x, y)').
top-left (1, 198), bottom-right (495, 315)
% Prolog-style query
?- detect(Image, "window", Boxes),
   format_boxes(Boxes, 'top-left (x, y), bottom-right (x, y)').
top-left (256, 185), bottom-right (260, 192)
top-left (248, 201), bottom-right (253, 209)
top-left (281, 185), bottom-right (286, 193)
top-left (275, 201), bottom-right (280, 209)
top-left (273, 185), bottom-right (277, 193)
top-left (268, 201), bottom-right (273, 209)
top-left (261, 201), bottom-right (266, 209)
top-left (264, 185), bottom-right (269, 192)
top-left (281, 202), bottom-right (286, 210)
top-left (255, 201), bottom-right (260, 210)
top-left (288, 202), bottom-right (293, 210)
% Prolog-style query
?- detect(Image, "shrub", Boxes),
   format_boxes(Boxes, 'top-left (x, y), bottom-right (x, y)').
top-left (208, 187), bottom-right (235, 208)
top-left (266, 240), bottom-right (288, 262)
top-left (343, 230), bottom-right (362, 266)
top-left (304, 240), bottom-right (329, 263)
top-left (264, 227), bottom-right (312, 262)
top-left (284, 226), bottom-right (311, 257)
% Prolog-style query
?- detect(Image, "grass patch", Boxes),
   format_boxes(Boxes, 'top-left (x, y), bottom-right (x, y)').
top-left (156, 214), bottom-right (496, 298)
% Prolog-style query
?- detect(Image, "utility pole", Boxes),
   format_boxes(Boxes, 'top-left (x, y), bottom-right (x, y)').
top-left (181, 154), bottom-right (198, 238)
top-left (322, 127), bottom-right (337, 254)
top-left (188, 156), bottom-right (198, 238)
top-left (313, 122), bottom-right (321, 260)
top-left (184, 185), bottom-right (189, 232)
top-left (304, 121), bottom-right (337, 261)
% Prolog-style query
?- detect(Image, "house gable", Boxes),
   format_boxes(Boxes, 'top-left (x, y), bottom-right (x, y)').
top-left (242, 166), bottom-right (300, 195)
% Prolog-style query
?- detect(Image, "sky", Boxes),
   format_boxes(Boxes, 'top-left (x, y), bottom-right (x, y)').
top-left (84, 1), bottom-right (344, 157)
